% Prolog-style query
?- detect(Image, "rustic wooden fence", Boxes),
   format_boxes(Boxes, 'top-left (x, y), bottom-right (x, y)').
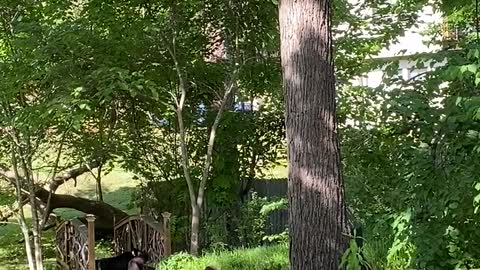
top-left (113, 212), bottom-right (172, 266)
top-left (56, 213), bottom-right (170, 269)
top-left (56, 215), bottom-right (96, 270)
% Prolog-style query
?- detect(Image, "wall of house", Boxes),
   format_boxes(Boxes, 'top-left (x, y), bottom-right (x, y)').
top-left (352, 4), bottom-right (445, 88)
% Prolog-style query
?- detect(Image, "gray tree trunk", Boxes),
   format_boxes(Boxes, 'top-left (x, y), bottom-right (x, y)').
top-left (190, 204), bottom-right (200, 255)
top-left (279, 0), bottom-right (349, 269)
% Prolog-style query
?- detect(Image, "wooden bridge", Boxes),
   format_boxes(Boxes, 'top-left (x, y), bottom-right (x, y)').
top-left (56, 213), bottom-right (171, 270)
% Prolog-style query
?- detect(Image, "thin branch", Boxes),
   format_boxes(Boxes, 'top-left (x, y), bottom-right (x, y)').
top-left (40, 126), bottom-right (69, 229)
top-left (0, 221), bottom-right (19, 225)
top-left (49, 159), bottom-right (102, 192)
top-left (10, 148), bottom-right (36, 270)
top-left (196, 71), bottom-right (238, 210)
top-left (165, 37), bottom-right (197, 208)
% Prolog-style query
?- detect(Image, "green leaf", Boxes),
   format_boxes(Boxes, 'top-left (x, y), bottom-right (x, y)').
top-left (79, 103), bottom-right (90, 110)
top-left (468, 64), bottom-right (478, 73)
top-left (449, 202), bottom-right (459, 209)
top-left (474, 182), bottom-right (480, 191)
top-left (455, 97), bottom-right (463, 106)
top-left (152, 89), bottom-right (159, 101)
top-left (466, 130), bottom-right (479, 139)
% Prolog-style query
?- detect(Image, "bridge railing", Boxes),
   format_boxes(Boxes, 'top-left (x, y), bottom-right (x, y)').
top-left (55, 215), bottom-right (96, 270)
top-left (113, 212), bottom-right (171, 266)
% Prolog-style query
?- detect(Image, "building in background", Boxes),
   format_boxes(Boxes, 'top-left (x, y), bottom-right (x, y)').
top-left (352, 5), bottom-right (445, 88)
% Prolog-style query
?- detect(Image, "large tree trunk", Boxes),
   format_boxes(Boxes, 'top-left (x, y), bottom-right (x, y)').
top-left (279, 0), bottom-right (349, 269)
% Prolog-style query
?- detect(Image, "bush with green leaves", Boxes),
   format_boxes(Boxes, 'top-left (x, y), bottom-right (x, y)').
top-left (202, 193), bottom-right (288, 250)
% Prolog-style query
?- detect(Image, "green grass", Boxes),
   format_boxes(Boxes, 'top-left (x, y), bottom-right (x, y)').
top-left (261, 159), bottom-right (287, 179)
top-left (158, 244), bottom-right (288, 270)
top-left (0, 167), bottom-right (137, 269)
top-left (0, 222), bottom-right (57, 270)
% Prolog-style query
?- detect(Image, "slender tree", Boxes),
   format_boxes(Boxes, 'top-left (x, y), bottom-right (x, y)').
top-left (279, 0), bottom-right (349, 269)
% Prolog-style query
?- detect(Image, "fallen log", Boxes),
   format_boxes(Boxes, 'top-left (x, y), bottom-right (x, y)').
top-left (1, 160), bottom-right (128, 235)
top-left (35, 188), bottom-right (128, 232)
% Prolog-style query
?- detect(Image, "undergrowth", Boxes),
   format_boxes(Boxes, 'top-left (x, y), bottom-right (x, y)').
top-left (157, 244), bottom-right (288, 270)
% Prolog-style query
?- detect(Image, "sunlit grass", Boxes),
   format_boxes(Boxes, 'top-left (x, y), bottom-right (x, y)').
top-left (0, 221), bottom-right (56, 270)
top-left (261, 159), bottom-right (288, 179)
top-left (158, 244), bottom-right (288, 270)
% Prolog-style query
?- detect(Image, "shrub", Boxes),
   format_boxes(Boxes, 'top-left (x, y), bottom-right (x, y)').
top-left (202, 193), bottom-right (286, 249)
top-left (157, 244), bottom-right (288, 270)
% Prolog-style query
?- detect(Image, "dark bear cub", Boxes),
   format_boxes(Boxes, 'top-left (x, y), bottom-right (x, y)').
top-left (128, 251), bottom-right (149, 270)
top-left (96, 249), bottom-right (144, 270)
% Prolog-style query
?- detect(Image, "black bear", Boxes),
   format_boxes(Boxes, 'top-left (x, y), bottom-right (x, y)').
top-left (96, 249), bottom-right (143, 270)
top-left (128, 251), bottom-right (149, 270)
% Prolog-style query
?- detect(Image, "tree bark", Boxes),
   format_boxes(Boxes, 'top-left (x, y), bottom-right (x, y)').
top-left (19, 154), bottom-right (43, 270)
top-left (0, 160), bottom-right (120, 232)
top-left (190, 204), bottom-right (200, 255)
top-left (279, 0), bottom-right (349, 269)
top-left (12, 156), bottom-right (36, 270)
top-left (49, 160), bottom-right (102, 192)
top-left (95, 164), bottom-right (104, 201)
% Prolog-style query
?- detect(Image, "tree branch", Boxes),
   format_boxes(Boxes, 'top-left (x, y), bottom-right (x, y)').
top-left (49, 159), bottom-right (102, 192)
top-left (166, 39), bottom-right (197, 209)
top-left (197, 74), bottom-right (238, 210)
top-left (40, 128), bottom-right (68, 229)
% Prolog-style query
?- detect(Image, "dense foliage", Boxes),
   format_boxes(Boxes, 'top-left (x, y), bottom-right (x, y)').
top-left (2, 0), bottom-right (480, 269)
top-left (340, 19), bottom-right (480, 270)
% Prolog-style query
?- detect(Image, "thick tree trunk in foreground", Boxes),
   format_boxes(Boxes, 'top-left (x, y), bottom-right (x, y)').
top-left (279, 0), bottom-right (349, 269)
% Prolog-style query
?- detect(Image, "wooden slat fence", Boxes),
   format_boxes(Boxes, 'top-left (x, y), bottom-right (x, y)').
top-left (252, 179), bottom-right (288, 235)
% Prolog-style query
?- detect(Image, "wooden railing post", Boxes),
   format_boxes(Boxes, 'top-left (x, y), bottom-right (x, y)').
top-left (113, 214), bottom-right (117, 254)
top-left (140, 214), bottom-right (147, 251)
top-left (161, 212), bottom-right (172, 256)
top-left (86, 215), bottom-right (96, 270)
